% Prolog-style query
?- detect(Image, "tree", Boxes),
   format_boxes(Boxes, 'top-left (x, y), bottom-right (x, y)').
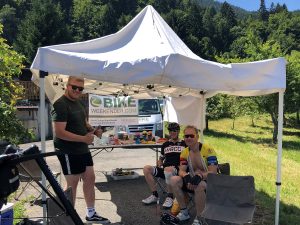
top-left (0, 4), bottom-right (18, 45)
top-left (14, 0), bottom-right (71, 64)
top-left (71, 0), bottom-right (118, 41)
top-left (258, 0), bottom-right (269, 21)
top-left (0, 24), bottom-right (33, 144)
top-left (285, 51), bottom-right (300, 124)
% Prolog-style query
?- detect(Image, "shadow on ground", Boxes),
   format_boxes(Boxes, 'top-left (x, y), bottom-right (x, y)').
top-left (95, 176), bottom-right (166, 225)
top-left (95, 175), bottom-right (239, 225)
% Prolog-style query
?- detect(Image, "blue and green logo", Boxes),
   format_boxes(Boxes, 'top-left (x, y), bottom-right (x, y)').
top-left (90, 96), bottom-right (102, 107)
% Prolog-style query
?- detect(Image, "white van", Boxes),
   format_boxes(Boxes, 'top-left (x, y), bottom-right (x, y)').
top-left (115, 99), bottom-right (163, 137)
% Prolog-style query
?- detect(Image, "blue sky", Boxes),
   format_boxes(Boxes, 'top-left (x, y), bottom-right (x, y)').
top-left (216, 0), bottom-right (300, 11)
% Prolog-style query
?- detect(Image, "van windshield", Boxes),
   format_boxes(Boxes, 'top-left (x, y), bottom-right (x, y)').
top-left (138, 99), bottom-right (160, 115)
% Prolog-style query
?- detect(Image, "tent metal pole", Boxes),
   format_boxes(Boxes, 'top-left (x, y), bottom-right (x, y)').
top-left (199, 96), bottom-right (205, 143)
top-left (275, 91), bottom-right (284, 225)
top-left (39, 71), bottom-right (48, 224)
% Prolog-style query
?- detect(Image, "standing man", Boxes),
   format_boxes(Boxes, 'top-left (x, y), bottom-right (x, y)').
top-left (142, 122), bottom-right (186, 208)
top-left (170, 125), bottom-right (218, 225)
top-left (51, 76), bottom-right (110, 224)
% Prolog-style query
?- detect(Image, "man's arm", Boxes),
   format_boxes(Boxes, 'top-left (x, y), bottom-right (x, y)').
top-left (54, 121), bottom-right (94, 144)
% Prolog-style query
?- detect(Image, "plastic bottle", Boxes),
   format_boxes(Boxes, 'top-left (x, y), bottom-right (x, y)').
top-left (170, 198), bottom-right (180, 216)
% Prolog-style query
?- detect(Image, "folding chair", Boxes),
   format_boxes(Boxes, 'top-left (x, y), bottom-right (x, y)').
top-left (202, 174), bottom-right (255, 225)
top-left (47, 187), bottom-right (75, 225)
top-left (15, 159), bottom-right (61, 205)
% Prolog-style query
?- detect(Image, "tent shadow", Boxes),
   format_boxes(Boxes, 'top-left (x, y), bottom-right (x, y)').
top-left (94, 175), bottom-right (236, 225)
top-left (255, 190), bottom-right (300, 225)
top-left (95, 175), bottom-right (300, 225)
top-left (95, 176), bottom-right (164, 225)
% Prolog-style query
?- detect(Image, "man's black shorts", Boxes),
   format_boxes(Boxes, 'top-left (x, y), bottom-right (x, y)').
top-left (57, 152), bottom-right (93, 175)
top-left (152, 166), bottom-right (179, 179)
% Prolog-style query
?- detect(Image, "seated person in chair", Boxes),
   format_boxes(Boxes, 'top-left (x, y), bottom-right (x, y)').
top-left (142, 122), bottom-right (186, 208)
top-left (170, 125), bottom-right (218, 225)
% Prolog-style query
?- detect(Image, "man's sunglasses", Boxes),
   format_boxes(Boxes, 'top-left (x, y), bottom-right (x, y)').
top-left (69, 84), bottom-right (84, 92)
top-left (184, 134), bottom-right (195, 138)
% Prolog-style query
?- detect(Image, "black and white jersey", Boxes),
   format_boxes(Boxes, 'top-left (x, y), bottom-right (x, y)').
top-left (161, 140), bottom-right (186, 167)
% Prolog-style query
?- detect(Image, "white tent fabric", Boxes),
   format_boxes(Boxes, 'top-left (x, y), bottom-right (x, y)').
top-left (164, 96), bottom-right (205, 130)
top-left (31, 5), bottom-right (286, 104)
top-left (30, 5), bottom-right (285, 225)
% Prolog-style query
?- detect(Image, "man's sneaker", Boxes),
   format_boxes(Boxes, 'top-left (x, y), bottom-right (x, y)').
top-left (142, 194), bottom-right (158, 204)
top-left (192, 216), bottom-right (208, 225)
top-left (86, 212), bottom-right (110, 224)
top-left (162, 197), bottom-right (173, 208)
top-left (176, 210), bottom-right (190, 221)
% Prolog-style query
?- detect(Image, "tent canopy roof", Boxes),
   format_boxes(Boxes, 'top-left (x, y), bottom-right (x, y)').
top-left (30, 5), bottom-right (286, 103)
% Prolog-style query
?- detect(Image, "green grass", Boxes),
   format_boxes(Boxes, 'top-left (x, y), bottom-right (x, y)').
top-left (202, 115), bottom-right (300, 225)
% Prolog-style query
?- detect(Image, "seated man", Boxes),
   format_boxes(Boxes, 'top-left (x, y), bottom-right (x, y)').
top-left (142, 122), bottom-right (186, 208)
top-left (170, 125), bottom-right (218, 225)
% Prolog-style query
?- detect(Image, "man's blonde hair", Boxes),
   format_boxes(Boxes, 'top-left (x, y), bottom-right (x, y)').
top-left (67, 76), bottom-right (84, 84)
top-left (183, 125), bottom-right (199, 134)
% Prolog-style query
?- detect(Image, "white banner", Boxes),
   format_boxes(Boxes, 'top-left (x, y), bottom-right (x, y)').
top-left (88, 94), bottom-right (139, 126)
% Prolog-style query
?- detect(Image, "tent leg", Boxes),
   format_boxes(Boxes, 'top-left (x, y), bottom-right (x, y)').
top-left (39, 71), bottom-right (48, 224)
top-left (275, 91), bottom-right (284, 225)
top-left (199, 96), bottom-right (205, 143)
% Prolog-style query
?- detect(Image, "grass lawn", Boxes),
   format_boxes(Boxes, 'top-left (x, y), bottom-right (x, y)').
top-left (203, 115), bottom-right (300, 225)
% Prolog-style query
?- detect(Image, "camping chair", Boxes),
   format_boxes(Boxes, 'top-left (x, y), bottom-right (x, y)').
top-left (202, 173), bottom-right (255, 225)
top-left (47, 187), bottom-right (75, 225)
top-left (15, 159), bottom-right (61, 205)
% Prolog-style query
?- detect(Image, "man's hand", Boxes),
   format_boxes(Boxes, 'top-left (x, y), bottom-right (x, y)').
top-left (84, 131), bottom-right (95, 144)
top-left (157, 159), bottom-right (163, 167)
top-left (93, 126), bottom-right (103, 138)
top-left (191, 175), bottom-right (202, 185)
top-left (183, 174), bottom-right (191, 184)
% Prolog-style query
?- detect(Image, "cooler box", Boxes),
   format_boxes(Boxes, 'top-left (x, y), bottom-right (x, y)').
top-left (0, 203), bottom-right (13, 225)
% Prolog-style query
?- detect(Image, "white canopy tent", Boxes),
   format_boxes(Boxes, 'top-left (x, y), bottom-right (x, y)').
top-left (30, 5), bottom-right (285, 225)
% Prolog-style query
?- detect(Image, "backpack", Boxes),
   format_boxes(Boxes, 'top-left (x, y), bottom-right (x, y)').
top-left (0, 145), bottom-right (20, 206)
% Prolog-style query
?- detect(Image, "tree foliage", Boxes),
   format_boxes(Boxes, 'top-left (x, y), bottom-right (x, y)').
top-left (0, 24), bottom-right (33, 144)
top-left (14, 0), bottom-right (71, 64)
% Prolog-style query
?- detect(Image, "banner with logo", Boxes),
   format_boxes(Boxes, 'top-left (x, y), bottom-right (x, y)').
top-left (88, 94), bottom-right (139, 126)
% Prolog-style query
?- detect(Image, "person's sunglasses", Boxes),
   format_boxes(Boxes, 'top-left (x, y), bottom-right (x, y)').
top-left (184, 134), bottom-right (195, 138)
top-left (69, 84), bottom-right (84, 92)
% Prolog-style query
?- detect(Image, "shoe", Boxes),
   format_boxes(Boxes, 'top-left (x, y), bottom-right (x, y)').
top-left (176, 210), bottom-right (190, 221)
top-left (192, 216), bottom-right (208, 225)
top-left (86, 212), bottom-right (110, 224)
top-left (162, 197), bottom-right (173, 208)
top-left (142, 194), bottom-right (158, 204)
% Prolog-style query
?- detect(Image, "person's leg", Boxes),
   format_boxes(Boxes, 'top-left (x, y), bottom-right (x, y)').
top-left (170, 175), bottom-right (186, 208)
top-left (142, 165), bottom-right (162, 204)
top-left (81, 153), bottom-right (110, 224)
top-left (81, 166), bottom-right (96, 207)
top-left (170, 176), bottom-right (190, 221)
top-left (57, 153), bottom-right (82, 205)
top-left (162, 166), bottom-right (176, 208)
top-left (194, 181), bottom-right (207, 216)
top-left (192, 181), bottom-right (208, 225)
top-left (143, 165), bottom-right (156, 192)
top-left (64, 174), bottom-right (81, 204)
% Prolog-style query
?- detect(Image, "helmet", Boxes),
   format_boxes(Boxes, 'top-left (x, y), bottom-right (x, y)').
top-left (160, 212), bottom-right (180, 225)
top-left (168, 122), bottom-right (180, 131)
